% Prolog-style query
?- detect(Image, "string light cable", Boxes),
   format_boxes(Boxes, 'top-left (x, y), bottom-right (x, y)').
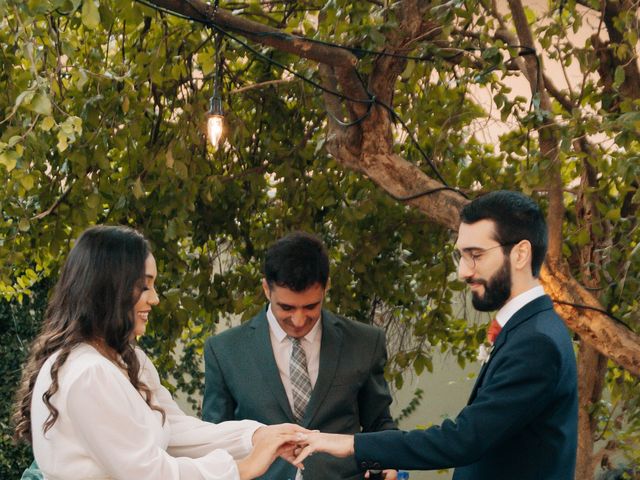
top-left (102, 2), bottom-right (632, 337)
top-left (186, 12), bottom-right (380, 129)
top-left (134, 0), bottom-right (537, 112)
top-left (133, 0), bottom-right (537, 92)
top-left (135, 0), bottom-right (446, 184)
top-left (206, 0), bottom-right (226, 147)
top-left (132, 0), bottom-right (538, 200)
top-left (209, 23), bottom-right (455, 191)
top-left (177, 0), bottom-right (380, 120)
top-left (552, 299), bottom-right (634, 332)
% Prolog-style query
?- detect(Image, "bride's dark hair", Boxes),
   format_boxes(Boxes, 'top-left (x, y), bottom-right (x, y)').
top-left (13, 225), bottom-right (164, 443)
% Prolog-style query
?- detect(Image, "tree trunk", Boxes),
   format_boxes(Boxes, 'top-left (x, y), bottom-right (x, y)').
top-left (576, 343), bottom-right (608, 479)
top-left (573, 164), bottom-right (611, 480)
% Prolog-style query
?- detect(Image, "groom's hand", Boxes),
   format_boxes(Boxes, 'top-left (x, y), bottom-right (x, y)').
top-left (293, 432), bottom-right (355, 467)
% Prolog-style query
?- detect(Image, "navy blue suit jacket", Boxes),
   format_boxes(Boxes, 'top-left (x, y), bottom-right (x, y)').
top-left (355, 295), bottom-right (578, 480)
top-left (203, 307), bottom-right (396, 480)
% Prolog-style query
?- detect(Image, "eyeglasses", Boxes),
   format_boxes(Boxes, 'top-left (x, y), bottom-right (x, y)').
top-left (452, 241), bottom-right (519, 270)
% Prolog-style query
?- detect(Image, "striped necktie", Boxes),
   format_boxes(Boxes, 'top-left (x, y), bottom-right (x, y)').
top-left (289, 336), bottom-right (312, 422)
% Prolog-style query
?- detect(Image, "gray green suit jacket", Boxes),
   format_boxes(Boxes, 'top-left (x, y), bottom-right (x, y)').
top-left (203, 307), bottom-right (396, 480)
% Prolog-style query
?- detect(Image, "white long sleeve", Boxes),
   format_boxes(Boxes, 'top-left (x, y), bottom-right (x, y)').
top-left (32, 344), bottom-right (262, 480)
top-left (136, 348), bottom-right (260, 460)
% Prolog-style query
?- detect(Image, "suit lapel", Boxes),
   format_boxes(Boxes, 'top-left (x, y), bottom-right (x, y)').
top-left (302, 310), bottom-right (343, 427)
top-left (469, 332), bottom-right (507, 402)
top-left (468, 295), bottom-right (555, 403)
top-left (250, 310), bottom-right (296, 421)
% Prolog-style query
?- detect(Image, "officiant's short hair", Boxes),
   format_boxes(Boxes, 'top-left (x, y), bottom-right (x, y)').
top-left (264, 231), bottom-right (329, 291)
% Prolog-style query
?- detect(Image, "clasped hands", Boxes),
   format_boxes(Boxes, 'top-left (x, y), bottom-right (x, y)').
top-left (248, 426), bottom-right (395, 480)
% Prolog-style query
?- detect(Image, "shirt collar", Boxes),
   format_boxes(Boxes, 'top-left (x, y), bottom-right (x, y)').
top-left (495, 285), bottom-right (546, 327)
top-left (266, 304), bottom-right (322, 343)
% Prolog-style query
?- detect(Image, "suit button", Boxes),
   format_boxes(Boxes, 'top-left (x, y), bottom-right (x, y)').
top-left (373, 462), bottom-right (381, 469)
top-left (360, 461), bottom-right (369, 469)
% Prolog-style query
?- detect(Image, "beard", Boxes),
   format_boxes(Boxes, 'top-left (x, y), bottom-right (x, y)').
top-left (469, 257), bottom-right (512, 312)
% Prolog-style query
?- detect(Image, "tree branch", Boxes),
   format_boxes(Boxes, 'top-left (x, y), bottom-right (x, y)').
top-left (229, 78), bottom-right (297, 94)
top-left (140, 0), bottom-right (640, 378)
top-left (144, 0), bottom-right (358, 69)
top-left (543, 72), bottom-right (575, 112)
top-left (31, 184), bottom-right (73, 220)
top-left (542, 260), bottom-right (640, 376)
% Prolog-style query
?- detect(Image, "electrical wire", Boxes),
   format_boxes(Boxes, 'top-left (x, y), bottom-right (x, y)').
top-left (130, 1), bottom-right (636, 335)
top-left (208, 23), bottom-right (376, 105)
top-left (135, 0), bottom-right (198, 22)
top-left (133, 0), bottom-right (536, 103)
top-left (552, 299), bottom-right (634, 332)
top-left (135, 0), bottom-right (453, 183)
top-left (132, 0), bottom-right (536, 198)
top-left (176, 9), bottom-right (537, 64)
top-left (387, 186), bottom-right (469, 201)
top-left (161, 3), bottom-right (380, 127)
top-left (209, 23), bottom-right (452, 186)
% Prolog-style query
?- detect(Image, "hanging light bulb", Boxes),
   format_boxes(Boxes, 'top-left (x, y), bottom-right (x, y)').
top-left (207, 28), bottom-right (225, 148)
top-left (207, 87), bottom-right (224, 147)
top-left (207, 114), bottom-right (224, 147)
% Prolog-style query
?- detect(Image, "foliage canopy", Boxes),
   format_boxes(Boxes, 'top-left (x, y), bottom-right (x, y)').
top-left (1, 0), bottom-right (640, 478)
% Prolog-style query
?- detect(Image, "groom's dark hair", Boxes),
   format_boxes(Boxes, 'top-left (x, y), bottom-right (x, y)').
top-left (460, 190), bottom-right (548, 277)
top-left (264, 231), bottom-right (329, 291)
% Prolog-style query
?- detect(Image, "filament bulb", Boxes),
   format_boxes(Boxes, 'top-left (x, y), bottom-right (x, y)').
top-left (207, 114), bottom-right (224, 147)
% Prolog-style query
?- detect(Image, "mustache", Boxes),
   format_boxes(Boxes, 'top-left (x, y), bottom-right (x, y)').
top-left (466, 278), bottom-right (488, 287)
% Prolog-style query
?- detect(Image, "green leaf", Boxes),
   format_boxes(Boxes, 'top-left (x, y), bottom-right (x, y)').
top-left (0, 151), bottom-right (18, 172)
top-left (133, 177), bottom-right (144, 198)
top-left (20, 174), bottom-right (35, 191)
top-left (28, 93), bottom-right (52, 116)
top-left (82, 0), bottom-right (101, 29)
top-left (57, 131), bottom-right (69, 152)
top-left (524, 6), bottom-right (536, 24)
top-left (14, 90), bottom-right (35, 110)
top-left (576, 229), bottom-right (590, 246)
top-left (605, 208), bottom-right (621, 221)
top-left (174, 160), bottom-right (188, 180)
top-left (86, 193), bottom-right (101, 209)
top-left (614, 66), bottom-right (625, 89)
top-left (41, 116), bottom-right (56, 131)
top-left (18, 218), bottom-right (30, 232)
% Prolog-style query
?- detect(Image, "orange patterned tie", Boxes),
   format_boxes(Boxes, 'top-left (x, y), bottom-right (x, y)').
top-left (487, 318), bottom-right (502, 344)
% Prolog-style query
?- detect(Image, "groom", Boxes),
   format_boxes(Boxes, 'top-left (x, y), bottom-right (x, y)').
top-left (294, 190), bottom-right (578, 480)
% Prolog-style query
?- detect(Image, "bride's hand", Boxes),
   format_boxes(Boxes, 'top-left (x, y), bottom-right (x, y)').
top-left (237, 424), bottom-right (310, 479)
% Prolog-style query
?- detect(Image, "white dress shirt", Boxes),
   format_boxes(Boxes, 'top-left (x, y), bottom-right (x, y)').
top-left (495, 285), bottom-right (546, 328)
top-left (266, 304), bottom-right (322, 480)
top-left (266, 304), bottom-right (322, 411)
top-left (31, 343), bottom-right (262, 480)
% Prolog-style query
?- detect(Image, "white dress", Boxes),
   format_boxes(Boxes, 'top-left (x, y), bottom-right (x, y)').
top-left (31, 343), bottom-right (262, 480)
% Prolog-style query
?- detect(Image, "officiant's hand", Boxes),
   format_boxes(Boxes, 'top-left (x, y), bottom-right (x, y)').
top-left (293, 432), bottom-right (355, 467)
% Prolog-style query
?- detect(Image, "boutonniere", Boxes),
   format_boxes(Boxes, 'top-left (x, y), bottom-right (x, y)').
top-left (477, 342), bottom-right (494, 365)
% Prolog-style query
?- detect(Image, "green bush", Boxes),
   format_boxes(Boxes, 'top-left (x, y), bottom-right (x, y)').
top-left (0, 281), bottom-right (48, 479)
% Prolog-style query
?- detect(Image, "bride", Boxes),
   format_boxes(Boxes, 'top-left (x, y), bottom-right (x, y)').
top-left (13, 225), bottom-right (306, 480)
